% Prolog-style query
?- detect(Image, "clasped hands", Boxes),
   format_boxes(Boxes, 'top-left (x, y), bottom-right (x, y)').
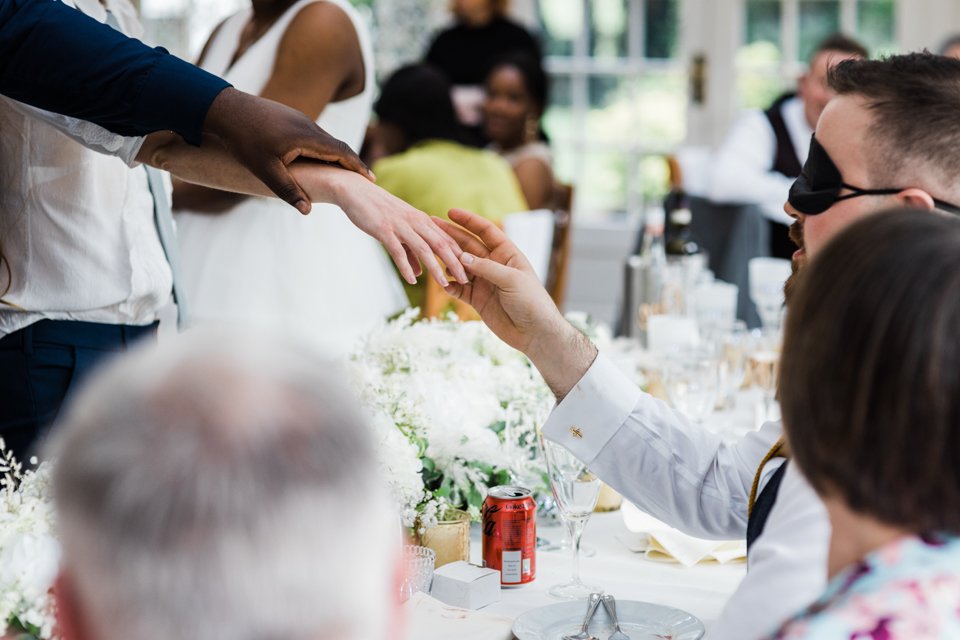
top-left (433, 209), bottom-right (598, 400)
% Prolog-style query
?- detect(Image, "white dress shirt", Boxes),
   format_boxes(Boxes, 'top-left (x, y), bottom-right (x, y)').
top-left (0, 0), bottom-right (171, 339)
top-left (542, 353), bottom-right (830, 639)
top-left (707, 96), bottom-right (812, 226)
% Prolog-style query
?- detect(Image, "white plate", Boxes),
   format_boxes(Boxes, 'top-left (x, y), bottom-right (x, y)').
top-left (512, 599), bottom-right (705, 640)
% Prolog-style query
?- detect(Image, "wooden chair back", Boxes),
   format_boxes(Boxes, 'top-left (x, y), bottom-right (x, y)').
top-left (545, 182), bottom-right (574, 308)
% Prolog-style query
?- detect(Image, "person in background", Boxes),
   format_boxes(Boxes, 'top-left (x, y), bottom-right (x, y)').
top-left (940, 34), bottom-right (960, 59)
top-left (425, 0), bottom-right (541, 143)
top-left (47, 329), bottom-right (401, 640)
top-left (173, 0), bottom-right (407, 355)
top-left (708, 33), bottom-right (867, 260)
top-left (0, 0), bottom-right (466, 463)
top-left (483, 52), bottom-right (557, 210)
top-left (434, 52), bottom-right (960, 639)
top-left (770, 210), bottom-right (960, 638)
top-left (371, 64), bottom-right (527, 312)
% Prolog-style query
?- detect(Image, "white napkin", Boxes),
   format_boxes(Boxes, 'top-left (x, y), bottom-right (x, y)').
top-left (619, 502), bottom-right (746, 568)
top-left (403, 592), bottom-right (514, 640)
top-left (503, 209), bottom-right (555, 284)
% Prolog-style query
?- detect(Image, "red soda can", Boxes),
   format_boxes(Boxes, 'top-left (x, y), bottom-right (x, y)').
top-left (481, 485), bottom-right (536, 585)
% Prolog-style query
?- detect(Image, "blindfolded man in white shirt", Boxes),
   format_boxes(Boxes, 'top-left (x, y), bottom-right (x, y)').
top-left (436, 52), bottom-right (960, 639)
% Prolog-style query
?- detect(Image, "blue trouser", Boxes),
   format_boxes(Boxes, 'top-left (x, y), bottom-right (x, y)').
top-left (0, 319), bottom-right (157, 462)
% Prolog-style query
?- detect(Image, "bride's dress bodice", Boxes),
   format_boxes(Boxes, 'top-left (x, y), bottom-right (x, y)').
top-left (175, 0), bottom-right (406, 355)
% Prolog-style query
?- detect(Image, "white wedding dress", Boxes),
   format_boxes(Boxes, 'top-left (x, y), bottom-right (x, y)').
top-left (176, 0), bottom-right (407, 355)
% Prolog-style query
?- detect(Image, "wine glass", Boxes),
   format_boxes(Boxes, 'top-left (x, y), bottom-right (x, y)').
top-left (747, 330), bottom-right (781, 424)
top-left (504, 424), bottom-right (555, 549)
top-left (749, 257), bottom-right (792, 332)
top-left (711, 320), bottom-right (750, 409)
top-left (542, 438), bottom-right (601, 599)
top-left (662, 348), bottom-right (721, 424)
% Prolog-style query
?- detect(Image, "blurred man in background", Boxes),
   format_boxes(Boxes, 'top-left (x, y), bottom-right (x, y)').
top-left (708, 33), bottom-right (867, 259)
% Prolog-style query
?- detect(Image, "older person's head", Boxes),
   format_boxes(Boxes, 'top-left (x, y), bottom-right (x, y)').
top-left (797, 33), bottom-right (868, 130)
top-left (48, 330), bottom-right (400, 640)
top-left (783, 52), bottom-right (960, 296)
top-left (779, 209), bottom-right (960, 570)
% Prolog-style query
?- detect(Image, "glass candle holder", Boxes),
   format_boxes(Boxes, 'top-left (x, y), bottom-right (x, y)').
top-left (400, 545), bottom-right (435, 602)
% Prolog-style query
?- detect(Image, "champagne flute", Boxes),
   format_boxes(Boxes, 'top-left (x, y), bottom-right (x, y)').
top-left (663, 348), bottom-right (720, 424)
top-left (749, 258), bottom-right (791, 333)
top-left (713, 320), bottom-right (750, 409)
top-left (505, 423), bottom-right (554, 548)
top-left (542, 438), bottom-right (601, 599)
top-left (747, 331), bottom-right (781, 424)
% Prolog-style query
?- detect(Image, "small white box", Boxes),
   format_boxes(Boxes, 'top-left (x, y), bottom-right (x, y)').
top-left (429, 561), bottom-right (501, 610)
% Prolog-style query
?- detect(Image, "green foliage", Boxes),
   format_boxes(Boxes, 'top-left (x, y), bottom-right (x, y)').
top-left (7, 616), bottom-right (41, 640)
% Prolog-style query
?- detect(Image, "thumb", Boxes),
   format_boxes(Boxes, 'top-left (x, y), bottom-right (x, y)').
top-left (258, 158), bottom-right (312, 214)
top-left (461, 252), bottom-right (520, 289)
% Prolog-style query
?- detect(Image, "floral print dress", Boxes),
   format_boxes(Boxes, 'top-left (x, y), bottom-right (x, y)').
top-left (770, 535), bottom-right (960, 639)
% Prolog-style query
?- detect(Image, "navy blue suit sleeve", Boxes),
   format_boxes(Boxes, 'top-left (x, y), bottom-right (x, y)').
top-left (0, 0), bottom-right (231, 145)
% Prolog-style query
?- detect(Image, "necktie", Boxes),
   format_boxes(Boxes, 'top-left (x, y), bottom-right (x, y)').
top-left (145, 167), bottom-right (191, 331)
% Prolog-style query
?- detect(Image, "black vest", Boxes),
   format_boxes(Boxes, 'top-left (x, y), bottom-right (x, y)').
top-left (746, 459), bottom-right (788, 550)
top-left (763, 93), bottom-right (802, 259)
top-left (764, 93), bottom-right (803, 178)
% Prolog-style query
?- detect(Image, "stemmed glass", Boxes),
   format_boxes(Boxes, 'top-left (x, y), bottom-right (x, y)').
top-left (747, 330), bottom-right (781, 424)
top-left (542, 438), bottom-right (601, 599)
top-left (710, 320), bottom-right (750, 410)
top-left (662, 348), bottom-right (721, 424)
top-left (749, 257), bottom-right (792, 333)
top-left (505, 424), bottom-right (554, 548)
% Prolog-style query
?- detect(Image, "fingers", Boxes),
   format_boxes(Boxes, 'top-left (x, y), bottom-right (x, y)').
top-left (442, 281), bottom-right (471, 303)
top-left (431, 217), bottom-right (490, 258)
top-left (447, 208), bottom-right (510, 249)
top-left (408, 236), bottom-right (450, 288)
top-left (257, 157), bottom-right (312, 215)
top-left (460, 252), bottom-right (519, 290)
top-left (419, 224), bottom-right (468, 284)
top-left (329, 144), bottom-right (374, 181)
top-left (383, 236), bottom-right (416, 285)
top-left (300, 126), bottom-right (374, 181)
top-left (403, 245), bottom-right (423, 278)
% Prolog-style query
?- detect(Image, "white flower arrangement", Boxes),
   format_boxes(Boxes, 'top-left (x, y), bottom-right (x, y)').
top-left (349, 310), bottom-right (555, 534)
top-left (0, 442), bottom-right (58, 640)
top-left (0, 312), bottom-right (600, 633)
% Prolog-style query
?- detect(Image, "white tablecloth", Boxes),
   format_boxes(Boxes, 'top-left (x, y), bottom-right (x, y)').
top-left (466, 510), bottom-right (746, 636)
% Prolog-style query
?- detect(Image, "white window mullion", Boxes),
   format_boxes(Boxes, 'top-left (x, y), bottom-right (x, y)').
top-left (781, 0), bottom-right (799, 66)
top-left (629, 0), bottom-right (645, 217)
top-left (570, 1), bottom-right (591, 199)
top-left (630, 0), bottom-right (644, 60)
top-left (840, 0), bottom-right (858, 36)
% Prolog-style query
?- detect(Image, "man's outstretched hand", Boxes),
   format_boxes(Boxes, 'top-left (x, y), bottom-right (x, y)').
top-left (435, 209), bottom-right (596, 399)
top-left (203, 88), bottom-right (372, 215)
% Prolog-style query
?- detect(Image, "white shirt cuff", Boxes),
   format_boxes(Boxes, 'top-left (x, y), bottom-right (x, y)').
top-left (542, 352), bottom-right (644, 464)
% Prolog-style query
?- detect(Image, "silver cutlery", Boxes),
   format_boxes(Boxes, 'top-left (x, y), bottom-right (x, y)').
top-left (562, 592), bottom-right (603, 640)
top-left (601, 594), bottom-right (631, 640)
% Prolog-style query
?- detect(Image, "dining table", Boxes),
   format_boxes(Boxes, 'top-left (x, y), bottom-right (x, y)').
top-left (408, 338), bottom-right (771, 638)
top-left (476, 508), bottom-right (745, 634)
